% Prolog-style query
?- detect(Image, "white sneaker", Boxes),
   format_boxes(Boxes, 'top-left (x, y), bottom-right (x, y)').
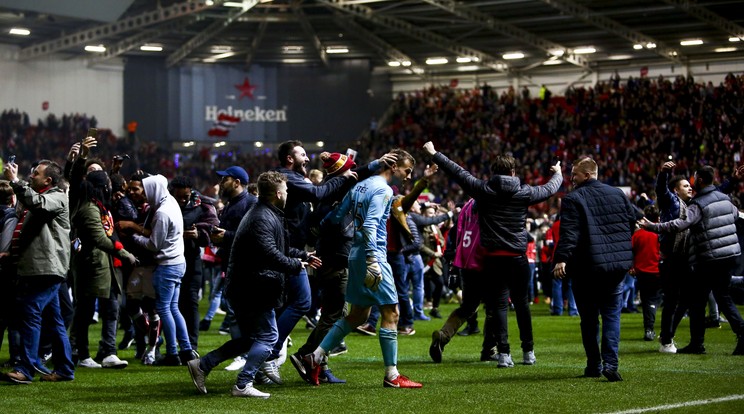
top-left (523, 350), bottom-right (536, 365)
top-left (260, 359), bottom-right (283, 384)
top-left (659, 342), bottom-right (677, 354)
top-left (231, 383), bottom-right (270, 399)
top-left (225, 356), bottom-right (246, 371)
top-left (497, 353), bottom-right (514, 368)
top-left (101, 354), bottom-right (128, 369)
top-left (78, 357), bottom-right (102, 368)
top-left (142, 351), bottom-right (156, 365)
top-left (215, 308), bottom-right (227, 315)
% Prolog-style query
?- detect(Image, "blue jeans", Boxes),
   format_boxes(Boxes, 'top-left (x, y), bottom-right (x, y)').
top-left (552, 277), bottom-right (578, 316)
top-left (572, 274), bottom-right (624, 373)
top-left (152, 262), bottom-right (191, 355)
top-left (200, 306), bottom-right (277, 388)
top-left (270, 268), bottom-right (310, 359)
top-left (389, 252), bottom-right (412, 328)
top-left (203, 272), bottom-right (224, 321)
top-left (15, 280), bottom-right (75, 380)
top-left (623, 273), bottom-right (637, 310)
top-left (408, 254), bottom-right (426, 318)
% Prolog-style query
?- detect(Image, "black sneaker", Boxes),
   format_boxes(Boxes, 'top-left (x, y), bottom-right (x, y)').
top-left (118, 331), bottom-right (135, 350)
top-left (457, 325), bottom-right (480, 336)
top-left (643, 330), bottom-right (655, 341)
top-left (153, 353), bottom-right (182, 366)
top-left (179, 349), bottom-right (200, 365)
top-left (677, 344), bottom-right (706, 354)
top-left (198, 319), bottom-right (211, 331)
top-left (733, 336), bottom-right (744, 356)
top-left (705, 317), bottom-right (721, 329)
top-left (602, 369), bottom-right (623, 382)
top-left (429, 308), bottom-right (442, 319)
top-left (328, 343), bottom-right (348, 357)
top-left (430, 331), bottom-right (444, 363)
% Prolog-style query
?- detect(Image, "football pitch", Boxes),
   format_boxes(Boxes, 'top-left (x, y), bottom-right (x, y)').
top-left (2, 302), bottom-right (744, 414)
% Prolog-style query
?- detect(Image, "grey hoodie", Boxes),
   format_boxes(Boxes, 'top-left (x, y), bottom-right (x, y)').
top-left (133, 175), bottom-right (185, 265)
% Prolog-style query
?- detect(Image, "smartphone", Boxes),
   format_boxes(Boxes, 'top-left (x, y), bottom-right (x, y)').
top-left (552, 156), bottom-right (560, 165)
top-left (7, 155), bottom-right (16, 164)
top-left (87, 127), bottom-right (98, 139)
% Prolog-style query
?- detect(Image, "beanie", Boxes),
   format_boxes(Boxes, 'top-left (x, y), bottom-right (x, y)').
top-left (320, 152), bottom-right (356, 176)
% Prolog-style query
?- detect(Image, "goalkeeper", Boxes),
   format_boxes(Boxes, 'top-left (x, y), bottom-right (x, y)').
top-left (299, 148), bottom-right (423, 389)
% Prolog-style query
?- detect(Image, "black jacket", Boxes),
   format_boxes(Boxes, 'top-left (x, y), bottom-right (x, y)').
top-left (217, 190), bottom-right (257, 271)
top-left (552, 179), bottom-right (636, 277)
top-left (433, 152), bottom-right (562, 253)
top-left (225, 199), bottom-right (307, 310)
top-left (277, 166), bottom-right (353, 250)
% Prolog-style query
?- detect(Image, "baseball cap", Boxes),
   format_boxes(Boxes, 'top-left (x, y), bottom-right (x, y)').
top-left (216, 166), bottom-right (249, 185)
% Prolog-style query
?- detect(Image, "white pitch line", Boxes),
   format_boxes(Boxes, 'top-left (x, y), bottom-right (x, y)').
top-left (604, 394), bottom-right (744, 414)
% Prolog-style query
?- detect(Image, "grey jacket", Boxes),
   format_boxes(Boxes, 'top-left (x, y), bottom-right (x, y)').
top-left (651, 185), bottom-right (740, 265)
top-left (133, 175), bottom-right (185, 265)
top-left (11, 182), bottom-right (70, 279)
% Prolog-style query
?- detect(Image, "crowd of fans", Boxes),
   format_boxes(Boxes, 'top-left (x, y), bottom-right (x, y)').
top-left (1, 71), bottom-right (744, 391)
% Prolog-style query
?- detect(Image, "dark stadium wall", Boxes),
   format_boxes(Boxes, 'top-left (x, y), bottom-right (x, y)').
top-left (123, 57), bottom-right (392, 146)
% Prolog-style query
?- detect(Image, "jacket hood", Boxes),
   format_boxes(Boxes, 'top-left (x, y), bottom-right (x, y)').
top-left (143, 175), bottom-right (169, 209)
top-left (488, 175), bottom-right (521, 194)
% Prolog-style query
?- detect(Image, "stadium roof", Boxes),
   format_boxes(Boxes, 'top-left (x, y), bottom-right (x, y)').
top-left (0, 0), bottom-right (742, 77)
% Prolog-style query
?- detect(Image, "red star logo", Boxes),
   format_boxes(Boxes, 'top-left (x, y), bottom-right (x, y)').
top-left (235, 77), bottom-right (257, 100)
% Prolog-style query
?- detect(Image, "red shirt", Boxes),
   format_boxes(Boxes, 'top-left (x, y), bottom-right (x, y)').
top-left (632, 228), bottom-right (660, 274)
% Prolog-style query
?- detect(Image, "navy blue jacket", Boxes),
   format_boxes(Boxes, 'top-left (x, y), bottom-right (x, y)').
top-left (553, 179), bottom-right (636, 278)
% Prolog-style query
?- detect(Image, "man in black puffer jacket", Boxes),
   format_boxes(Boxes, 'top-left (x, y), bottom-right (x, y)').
top-left (424, 141), bottom-right (562, 369)
top-left (187, 171), bottom-right (320, 399)
top-left (553, 157), bottom-right (637, 382)
top-left (640, 165), bottom-right (744, 356)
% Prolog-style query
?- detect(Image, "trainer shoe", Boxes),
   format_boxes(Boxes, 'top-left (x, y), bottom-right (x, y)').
top-left (289, 353), bottom-right (311, 384)
top-left (231, 383), bottom-right (270, 399)
top-left (34, 363), bottom-right (53, 376)
top-left (153, 354), bottom-right (182, 366)
top-left (142, 351), bottom-right (156, 365)
top-left (179, 350), bottom-right (199, 365)
top-left (187, 359), bottom-right (208, 394)
top-left (260, 359), bottom-right (283, 385)
top-left (496, 353), bottom-right (514, 368)
top-left (383, 374), bottom-right (423, 388)
top-left (101, 355), bottom-right (128, 369)
top-left (602, 369), bottom-right (623, 382)
top-left (118, 331), bottom-right (135, 350)
top-left (734, 336), bottom-right (744, 356)
top-left (659, 342), bottom-right (677, 354)
top-left (355, 323), bottom-right (377, 336)
top-left (644, 330), bottom-right (656, 341)
top-left (6, 370), bottom-right (32, 384)
top-left (429, 331), bottom-right (444, 363)
top-left (705, 316), bottom-right (721, 329)
top-left (677, 344), bottom-right (706, 354)
top-left (397, 327), bottom-right (416, 336)
top-left (319, 368), bottom-right (346, 384)
top-left (522, 350), bottom-right (536, 365)
top-left (301, 354), bottom-right (321, 386)
top-left (329, 342), bottom-right (348, 357)
top-left (78, 357), bottom-right (102, 369)
top-left (254, 371), bottom-right (273, 385)
top-left (198, 319), bottom-right (211, 331)
top-left (218, 327), bottom-right (230, 335)
top-left (225, 356), bottom-right (246, 371)
top-left (40, 372), bottom-right (73, 382)
top-left (457, 325), bottom-right (480, 336)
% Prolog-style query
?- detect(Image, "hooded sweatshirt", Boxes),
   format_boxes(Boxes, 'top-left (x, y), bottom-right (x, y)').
top-left (132, 175), bottom-right (185, 265)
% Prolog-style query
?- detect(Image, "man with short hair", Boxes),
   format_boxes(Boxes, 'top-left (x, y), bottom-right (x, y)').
top-left (261, 140), bottom-right (357, 383)
top-left (170, 176), bottom-right (219, 351)
top-left (424, 141), bottom-right (562, 367)
top-left (187, 171), bottom-right (320, 398)
top-left (553, 157), bottom-right (636, 382)
top-left (640, 165), bottom-right (744, 355)
top-left (2, 159), bottom-right (75, 383)
top-left (202, 166), bottom-right (256, 371)
top-left (302, 148), bottom-right (423, 388)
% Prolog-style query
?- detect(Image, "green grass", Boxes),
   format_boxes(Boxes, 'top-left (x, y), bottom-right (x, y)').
top-left (3, 301), bottom-right (744, 414)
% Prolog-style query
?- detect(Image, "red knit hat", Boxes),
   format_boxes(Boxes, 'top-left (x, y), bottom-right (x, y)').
top-left (320, 152), bottom-right (356, 176)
